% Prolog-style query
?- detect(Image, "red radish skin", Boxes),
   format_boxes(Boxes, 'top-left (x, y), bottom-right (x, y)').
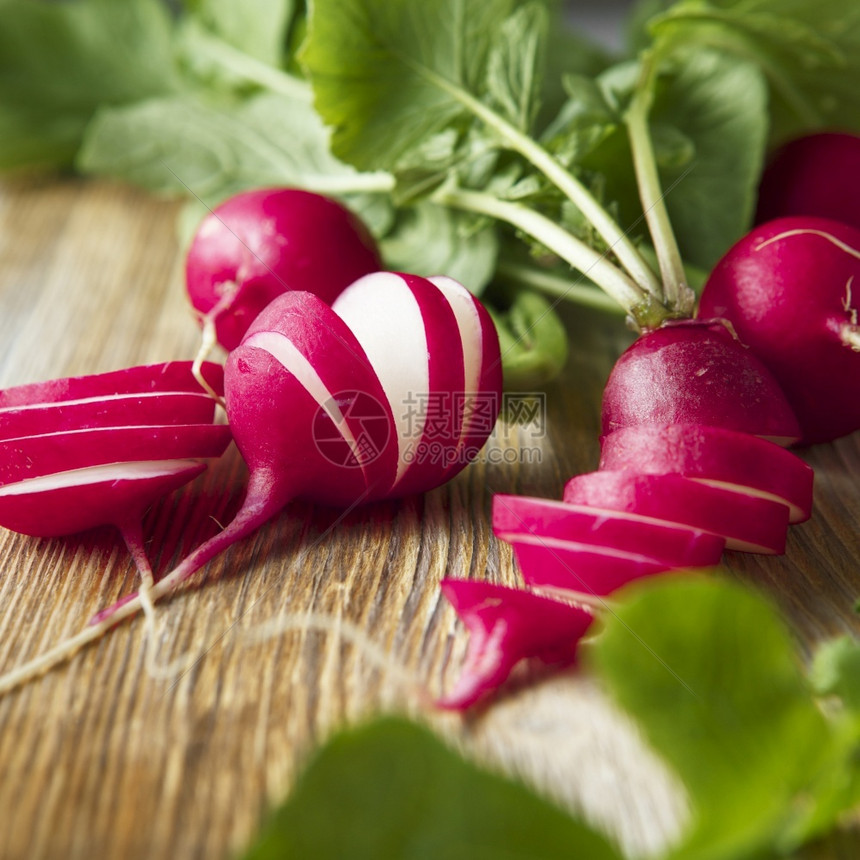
top-left (563, 471), bottom-right (791, 554)
top-left (492, 494), bottom-right (725, 568)
top-left (699, 216), bottom-right (860, 443)
top-left (599, 424), bottom-right (814, 523)
top-left (437, 579), bottom-right (593, 711)
top-left (185, 188), bottom-right (382, 351)
top-left (600, 320), bottom-right (802, 445)
top-left (756, 132), bottom-right (860, 231)
top-left (509, 537), bottom-right (680, 599)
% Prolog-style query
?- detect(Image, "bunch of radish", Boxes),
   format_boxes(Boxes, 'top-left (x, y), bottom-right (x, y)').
top-left (0, 261), bottom-right (503, 692)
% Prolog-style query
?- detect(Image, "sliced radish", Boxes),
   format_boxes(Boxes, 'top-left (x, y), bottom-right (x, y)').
top-left (563, 471), bottom-right (790, 554)
top-left (492, 494), bottom-right (726, 568)
top-left (599, 423), bottom-right (814, 523)
top-left (0, 460), bottom-right (206, 538)
top-left (333, 272), bottom-right (466, 495)
top-left (0, 424), bottom-right (232, 484)
top-left (0, 391), bottom-right (218, 440)
top-left (0, 361), bottom-right (224, 408)
top-left (509, 537), bottom-right (675, 598)
top-left (437, 579), bottom-right (593, 711)
top-left (428, 275), bottom-right (503, 472)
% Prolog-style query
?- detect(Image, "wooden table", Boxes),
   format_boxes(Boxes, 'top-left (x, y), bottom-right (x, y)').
top-left (0, 179), bottom-right (858, 860)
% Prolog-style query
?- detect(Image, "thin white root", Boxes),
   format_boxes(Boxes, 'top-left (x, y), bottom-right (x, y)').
top-left (191, 316), bottom-right (226, 408)
top-left (0, 591), bottom-right (147, 696)
top-left (245, 611), bottom-right (426, 700)
top-left (754, 228), bottom-right (860, 261)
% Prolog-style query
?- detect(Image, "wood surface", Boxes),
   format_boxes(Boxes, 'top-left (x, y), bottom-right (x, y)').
top-left (0, 178), bottom-right (857, 860)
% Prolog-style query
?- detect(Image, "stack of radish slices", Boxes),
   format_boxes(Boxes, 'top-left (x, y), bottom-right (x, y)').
top-left (0, 361), bottom-right (232, 588)
top-left (439, 320), bottom-right (815, 710)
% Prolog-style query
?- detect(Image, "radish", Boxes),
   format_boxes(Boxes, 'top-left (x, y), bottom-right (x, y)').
top-left (437, 579), bottom-right (594, 711)
top-left (185, 188), bottom-right (382, 352)
top-left (699, 216), bottom-right (860, 443)
top-left (756, 132), bottom-right (860, 231)
top-left (0, 361), bottom-right (232, 618)
top-left (563, 471), bottom-right (791, 554)
top-left (599, 424), bottom-right (814, 524)
top-left (600, 320), bottom-right (802, 445)
top-left (492, 494), bottom-right (726, 568)
top-left (0, 277), bottom-right (503, 692)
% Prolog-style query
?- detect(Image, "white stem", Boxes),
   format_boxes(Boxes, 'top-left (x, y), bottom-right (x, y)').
top-left (434, 187), bottom-right (647, 315)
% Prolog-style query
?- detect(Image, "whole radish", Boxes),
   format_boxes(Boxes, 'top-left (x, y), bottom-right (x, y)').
top-left (185, 188), bottom-right (382, 352)
top-left (699, 216), bottom-right (860, 443)
top-left (600, 320), bottom-right (801, 445)
top-left (756, 132), bottom-right (860, 231)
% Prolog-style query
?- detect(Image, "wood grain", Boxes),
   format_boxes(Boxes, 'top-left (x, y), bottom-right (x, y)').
top-left (0, 179), bottom-right (857, 860)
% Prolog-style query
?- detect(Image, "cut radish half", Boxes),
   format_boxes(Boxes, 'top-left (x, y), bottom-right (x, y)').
top-left (492, 494), bottom-right (725, 568)
top-left (563, 471), bottom-right (790, 554)
top-left (599, 424), bottom-right (814, 523)
top-left (0, 460), bottom-right (207, 538)
top-left (437, 579), bottom-right (593, 710)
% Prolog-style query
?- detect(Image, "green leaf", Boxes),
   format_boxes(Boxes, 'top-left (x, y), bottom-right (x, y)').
top-left (487, 291), bottom-right (569, 388)
top-left (647, 0), bottom-right (860, 141)
top-left (182, 0), bottom-right (296, 66)
top-left (591, 576), bottom-right (838, 860)
top-left (242, 717), bottom-right (623, 860)
top-left (76, 91), bottom-right (393, 227)
top-left (300, 0), bottom-right (517, 170)
top-left (0, 0), bottom-right (179, 172)
top-left (649, 50), bottom-right (768, 269)
top-left (812, 636), bottom-right (860, 712)
top-left (380, 202), bottom-right (498, 295)
top-left (486, 2), bottom-right (548, 133)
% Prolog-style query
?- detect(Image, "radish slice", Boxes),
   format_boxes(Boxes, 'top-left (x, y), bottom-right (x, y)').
top-left (492, 494), bottom-right (725, 568)
top-left (508, 537), bottom-right (675, 598)
top-left (437, 579), bottom-right (593, 711)
top-left (599, 424), bottom-right (814, 523)
top-left (333, 272), bottom-right (466, 495)
top-left (0, 361), bottom-right (224, 408)
top-left (0, 460), bottom-right (206, 538)
top-left (0, 424), bottom-right (232, 484)
top-left (563, 471), bottom-right (791, 554)
top-left (0, 391), bottom-right (218, 439)
top-left (428, 275), bottom-right (503, 471)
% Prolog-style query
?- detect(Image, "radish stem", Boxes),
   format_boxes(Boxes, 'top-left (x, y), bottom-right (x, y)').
top-left (625, 54), bottom-right (694, 316)
top-left (434, 186), bottom-right (656, 320)
top-left (432, 79), bottom-right (663, 299)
